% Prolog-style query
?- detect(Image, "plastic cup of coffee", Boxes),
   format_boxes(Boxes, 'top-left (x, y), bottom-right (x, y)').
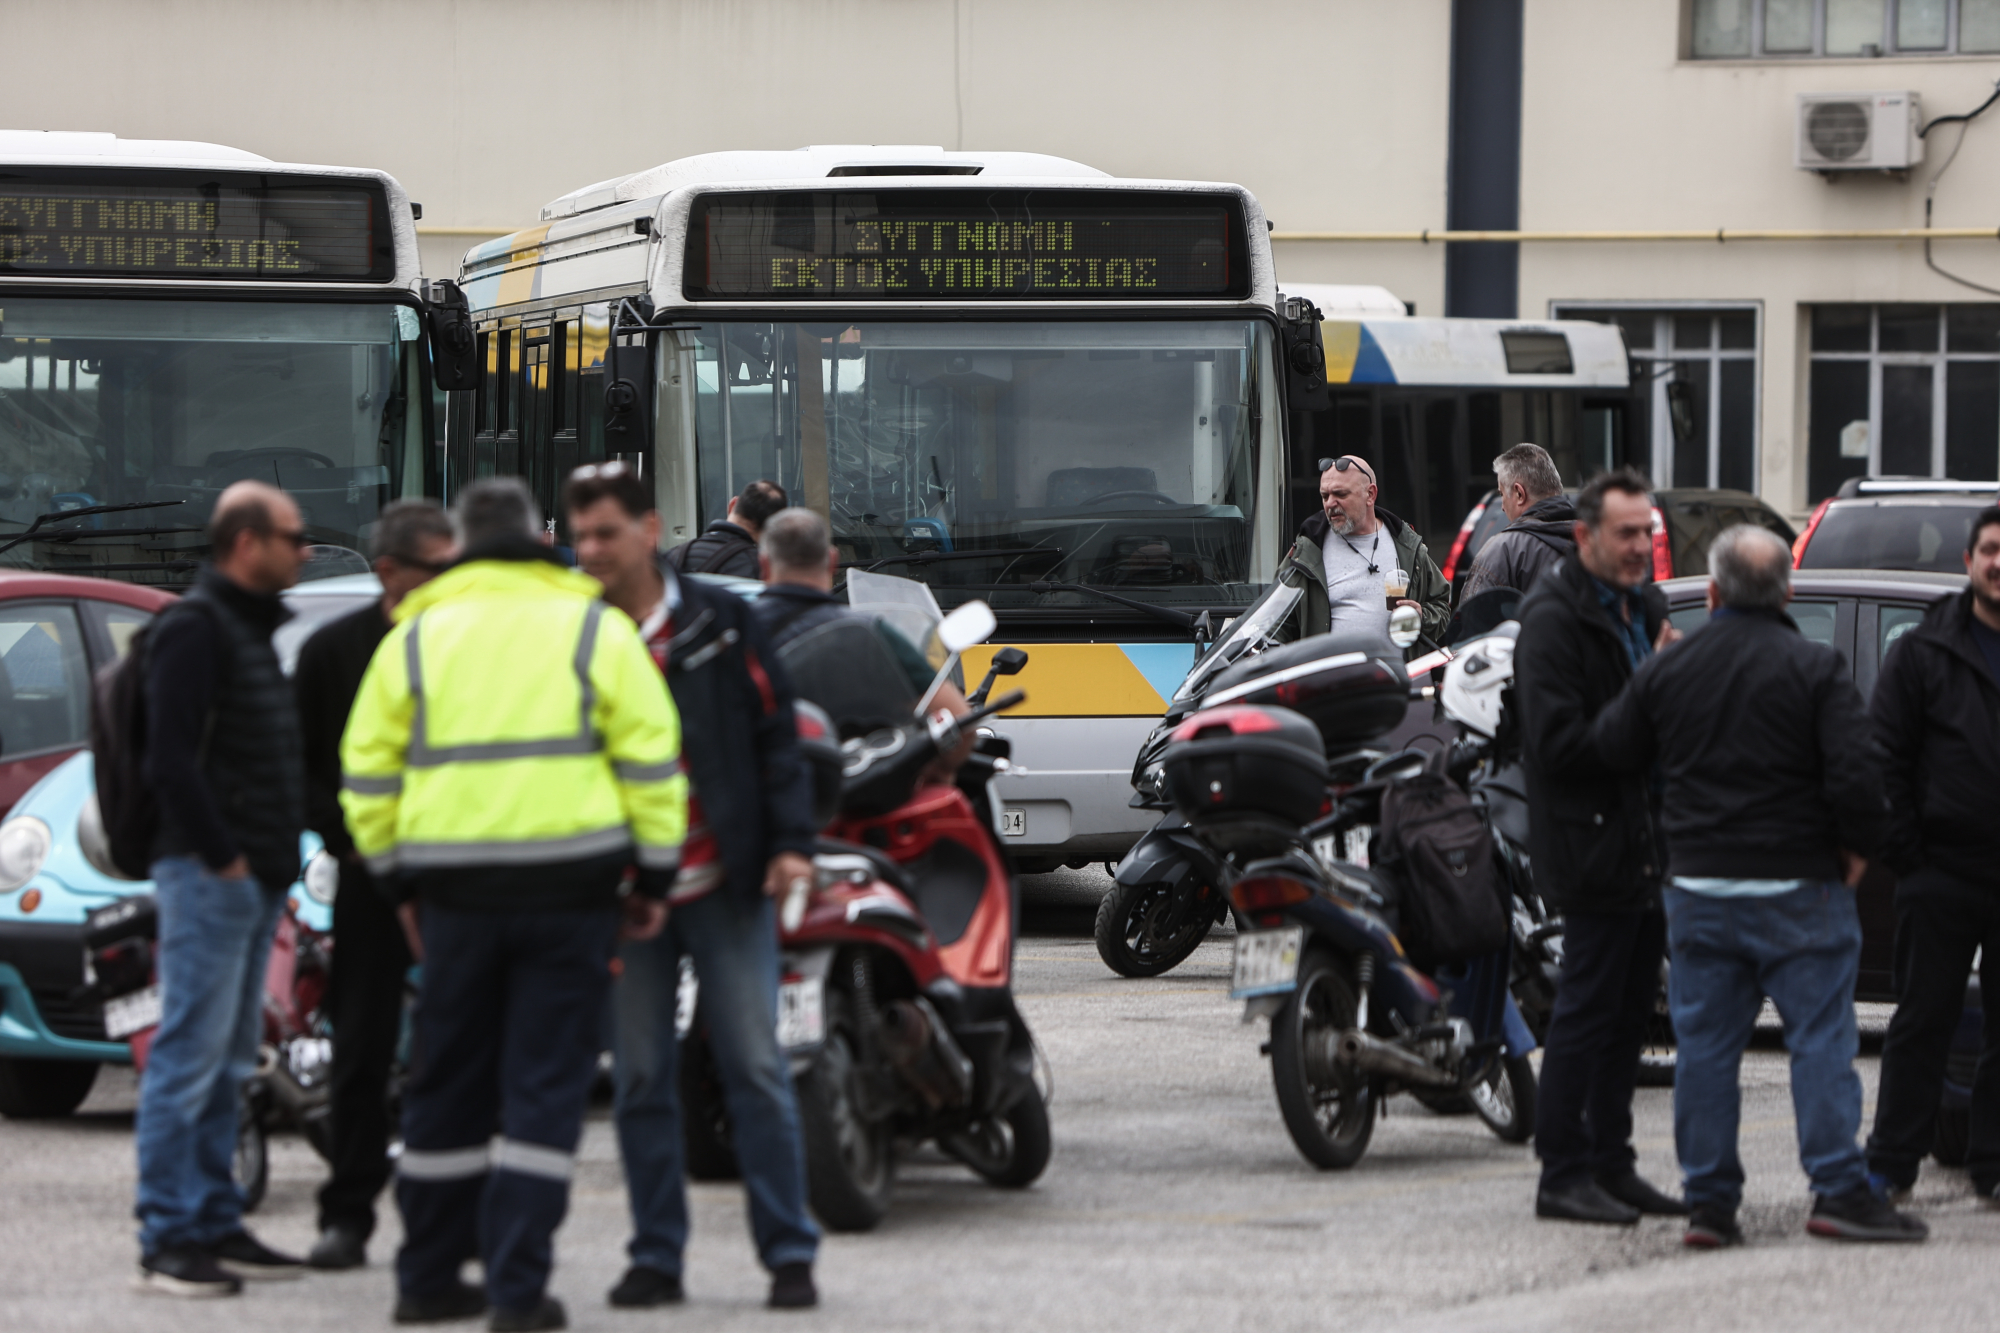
top-left (1384, 568), bottom-right (1409, 610)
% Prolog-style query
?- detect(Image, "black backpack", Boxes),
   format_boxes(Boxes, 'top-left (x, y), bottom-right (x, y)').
top-left (88, 603), bottom-right (212, 880)
top-left (1377, 770), bottom-right (1507, 965)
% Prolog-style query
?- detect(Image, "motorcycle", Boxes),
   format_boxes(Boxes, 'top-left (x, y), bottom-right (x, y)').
top-left (681, 600), bottom-right (1051, 1231)
top-left (1163, 604), bottom-right (1538, 1168)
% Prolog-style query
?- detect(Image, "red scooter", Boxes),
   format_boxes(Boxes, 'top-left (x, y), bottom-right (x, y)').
top-left (684, 602), bottom-right (1048, 1231)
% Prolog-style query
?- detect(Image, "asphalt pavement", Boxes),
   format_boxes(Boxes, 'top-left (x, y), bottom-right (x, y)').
top-left (1, 866), bottom-right (1992, 1333)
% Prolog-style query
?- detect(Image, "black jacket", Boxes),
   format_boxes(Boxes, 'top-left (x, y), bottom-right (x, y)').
top-left (293, 600), bottom-right (389, 861)
top-left (145, 568), bottom-right (305, 891)
top-left (1871, 588), bottom-right (2000, 887)
top-left (663, 568), bottom-right (818, 899)
top-left (1590, 606), bottom-right (1887, 881)
top-left (667, 520), bottom-right (761, 579)
top-left (1514, 556), bottom-right (1667, 912)
top-left (1461, 496), bottom-right (1577, 602)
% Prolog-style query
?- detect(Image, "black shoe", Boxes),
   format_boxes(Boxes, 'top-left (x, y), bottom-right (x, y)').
top-left (136, 1247), bottom-right (243, 1298)
top-left (212, 1229), bottom-right (305, 1281)
top-left (768, 1262), bottom-right (818, 1310)
top-left (394, 1282), bottom-right (491, 1324)
top-left (1535, 1180), bottom-right (1641, 1226)
top-left (307, 1223), bottom-right (368, 1271)
top-left (608, 1265), bottom-right (684, 1308)
top-left (1597, 1170), bottom-right (1690, 1217)
top-left (1683, 1204), bottom-right (1743, 1249)
top-left (1807, 1187), bottom-right (1929, 1242)
top-left (490, 1296), bottom-right (567, 1331)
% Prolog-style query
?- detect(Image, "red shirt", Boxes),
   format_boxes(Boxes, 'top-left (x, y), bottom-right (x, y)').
top-left (639, 596), bottom-right (723, 905)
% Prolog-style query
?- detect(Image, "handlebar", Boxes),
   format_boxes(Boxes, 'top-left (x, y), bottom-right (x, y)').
top-left (956, 688), bottom-right (1026, 729)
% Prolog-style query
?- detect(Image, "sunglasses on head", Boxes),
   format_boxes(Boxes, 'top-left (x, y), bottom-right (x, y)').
top-left (1317, 456), bottom-right (1376, 480)
top-left (568, 460), bottom-right (636, 482)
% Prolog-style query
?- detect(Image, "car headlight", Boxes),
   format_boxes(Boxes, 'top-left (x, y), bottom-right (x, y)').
top-left (0, 816), bottom-right (52, 892)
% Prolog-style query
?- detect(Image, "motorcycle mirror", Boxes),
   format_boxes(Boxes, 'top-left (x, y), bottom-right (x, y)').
top-left (1388, 603), bottom-right (1422, 650)
top-left (990, 646), bottom-right (1029, 676)
top-left (937, 600), bottom-right (997, 655)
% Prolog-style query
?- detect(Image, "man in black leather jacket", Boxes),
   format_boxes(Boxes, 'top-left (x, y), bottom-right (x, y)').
top-left (1462, 443), bottom-right (1576, 602)
top-left (1514, 467), bottom-right (1684, 1227)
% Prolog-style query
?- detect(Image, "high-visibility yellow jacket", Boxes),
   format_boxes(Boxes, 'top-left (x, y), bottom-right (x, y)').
top-left (339, 555), bottom-right (687, 887)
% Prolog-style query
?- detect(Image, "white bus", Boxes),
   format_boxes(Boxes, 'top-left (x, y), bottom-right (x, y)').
top-left (0, 130), bottom-right (449, 583)
top-left (449, 145), bottom-right (1324, 871)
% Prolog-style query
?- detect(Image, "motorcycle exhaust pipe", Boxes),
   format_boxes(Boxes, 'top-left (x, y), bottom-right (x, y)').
top-left (1334, 1028), bottom-right (1458, 1089)
top-left (877, 998), bottom-right (975, 1110)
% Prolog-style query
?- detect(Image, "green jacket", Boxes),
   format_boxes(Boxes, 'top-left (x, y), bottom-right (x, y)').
top-left (1280, 507), bottom-right (1450, 654)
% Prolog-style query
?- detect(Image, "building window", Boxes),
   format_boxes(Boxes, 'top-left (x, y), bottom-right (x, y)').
top-left (1692, 0), bottom-right (2000, 57)
top-left (1808, 303), bottom-right (2000, 498)
top-left (1555, 305), bottom-right (1761, 493)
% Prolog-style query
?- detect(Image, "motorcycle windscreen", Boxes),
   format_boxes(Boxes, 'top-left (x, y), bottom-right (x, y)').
top-left (775, 617), bottom-right (920, 739)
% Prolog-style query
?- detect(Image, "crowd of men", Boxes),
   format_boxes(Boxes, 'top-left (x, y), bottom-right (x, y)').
top-left (128, 470), bottom-right (916, 1327)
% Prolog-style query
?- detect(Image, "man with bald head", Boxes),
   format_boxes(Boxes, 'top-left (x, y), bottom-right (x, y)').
top-left (1591, 524), bottom-right (1924, 1248)
top-left (1280, 454), bottom-right (1450, 652)
top-left (134, 480), bottom-right (311, 1296)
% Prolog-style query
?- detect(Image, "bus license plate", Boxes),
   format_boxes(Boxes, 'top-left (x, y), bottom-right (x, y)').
top-left (776, 976), bottom-right (825, 1051)
top-left (1001, 808), bottom-right (1026, 837)
top-left (104, 984), bottom-right (162, 1040)
top-left (1231, 927), bottom-right (1303, 999)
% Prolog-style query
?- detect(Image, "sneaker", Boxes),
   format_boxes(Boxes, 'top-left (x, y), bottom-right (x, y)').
top-left (1866, 1170), bottom-right (1913, 1205)
top-left (1683, 1204), bottom-right (1743, 1249)
top-left (490, 1296), bottom-right (566, 1331)
top-left (136, 1247), bottom-right (244, 1297)
top-left (394, 1281), bottom-right (490, 1324)
top-left (768, 1262), bottom-right (818, 1310)
top-left (1807, 1187), bottom-right (1929, 1242)
top-left (213, 1229), bottom-right (306, 1280)
top-left (607, 1265), bottom-right (684, 1308)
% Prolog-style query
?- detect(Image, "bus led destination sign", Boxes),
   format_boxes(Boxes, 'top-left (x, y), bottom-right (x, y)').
top-left (683, 190), bottom-right (1249, 301)
top-left (0, 173), bottom-right (390, 281)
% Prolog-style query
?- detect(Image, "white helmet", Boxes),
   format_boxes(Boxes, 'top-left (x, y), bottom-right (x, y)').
top-left (1439, 623), bottom-right (1519, 739)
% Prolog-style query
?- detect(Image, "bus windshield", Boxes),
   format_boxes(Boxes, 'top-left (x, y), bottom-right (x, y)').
top-left (0, 297), bottom-right (428, 580)
top-left (680, 318), bottom-right (1280, 612)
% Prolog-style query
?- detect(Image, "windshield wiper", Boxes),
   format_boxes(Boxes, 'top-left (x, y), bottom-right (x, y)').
top-left (842, 546), bottom-right (1063, 573)
top-left (0, 500), bottom-right (189, 557)
top-left (1024, 580), bottom-right (1198, 631)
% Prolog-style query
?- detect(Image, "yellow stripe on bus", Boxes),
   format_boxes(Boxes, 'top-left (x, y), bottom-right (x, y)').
top-left (960, 643), bottom-right (1168, 717)
top-left (496, 225), bottom-right (552, 307)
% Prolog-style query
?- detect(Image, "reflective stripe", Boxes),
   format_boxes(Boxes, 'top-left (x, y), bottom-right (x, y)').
top-left (634, 844), bottom-right (682, 871)
top-left (614, 758), bottom-right (682, 784)
top-left (390, 826), bottom-right (633, 867)
top-left (405, 602), bottom-right (607, 768)
top-left (342, 773), bottom-right (404, 796)
top-left (363, 852), bottom-right (399, 877)
top-left (492, 1138), bottom-right (573, 1182)
top-left (399, 1144), bottom-right (490, 1181)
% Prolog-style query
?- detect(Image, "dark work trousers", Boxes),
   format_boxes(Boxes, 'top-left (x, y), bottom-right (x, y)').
top-left (1865, 869), bottom-right (2000, 1192)
top-left (317, 860), bottom-right (411, 1237)
top-left (1534, 907), bottom-right (1668, 1190)
top-left (395, 903), bottom-right (619, 1315)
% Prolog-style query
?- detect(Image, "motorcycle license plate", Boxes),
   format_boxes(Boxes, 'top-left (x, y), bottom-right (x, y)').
top-left (1230, 927), bottom-right (1304, 1000)
top-left (776, 976), bottom-right (825, 1051)
top-left (1001, 808), bottom-right (1026, 837)
top-left (104, 984), bottom-right (162, 1040)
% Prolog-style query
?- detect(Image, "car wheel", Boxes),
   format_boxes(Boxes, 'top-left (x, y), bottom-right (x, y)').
top-left (0, 1057), bottom-right (98, 1119)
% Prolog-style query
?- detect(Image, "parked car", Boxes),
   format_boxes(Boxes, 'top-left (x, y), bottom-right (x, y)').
top-left (0, 573), bottom-right (175, 816)
top-left (1441, 487), bottom-right (1796, 596)
top-left (1658, 567), bottom-right (1966, 1000)
top-left (1793, 477), bottom-right (2000, 574)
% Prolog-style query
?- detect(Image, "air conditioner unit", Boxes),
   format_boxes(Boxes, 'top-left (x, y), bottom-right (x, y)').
top-left (1795, 91), bottom-right (1923, 172)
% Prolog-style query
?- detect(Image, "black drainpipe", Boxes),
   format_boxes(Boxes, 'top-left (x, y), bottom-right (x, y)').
top-left (1445, 0), bottom-right (1524, 318)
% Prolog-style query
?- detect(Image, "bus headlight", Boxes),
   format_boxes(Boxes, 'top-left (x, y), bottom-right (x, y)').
top-left (0, 816), bottom-right (52, 892)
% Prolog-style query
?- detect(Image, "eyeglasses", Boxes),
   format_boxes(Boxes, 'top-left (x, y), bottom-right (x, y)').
top-left (568, 460), bottom-right (636, 482)
top-left (1317, 456), bottom-right (1376, 482)
top-left (273, 528), bottom-right (313, 551)
top-left (388, 556), bottom-right (452, 575)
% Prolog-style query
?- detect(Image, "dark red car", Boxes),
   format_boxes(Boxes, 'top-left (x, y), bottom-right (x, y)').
top-left (0, 573), bottom-right (175, 815)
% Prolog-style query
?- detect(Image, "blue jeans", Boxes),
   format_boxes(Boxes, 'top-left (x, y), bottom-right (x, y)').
top-left (134, 857), bottom-right (284, 1255)
top-left (613, 889), bottom-right (819, 1275)
top-left (1664, 882), bottom-right (1869, 1211)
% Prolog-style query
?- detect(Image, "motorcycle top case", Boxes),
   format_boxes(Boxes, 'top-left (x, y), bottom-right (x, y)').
top-left (1162, 705), bottom-right (1327, 854)
top-left (1203, 633), bottom-right (1408, 752)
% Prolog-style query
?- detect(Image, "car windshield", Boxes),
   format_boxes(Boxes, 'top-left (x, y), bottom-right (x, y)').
top-left (0, 297), bottom-right (430, 583)
top-left (1798, 501), bottom-right (1983, 573)
top-left (676, 318), bottom-right (1282, 612)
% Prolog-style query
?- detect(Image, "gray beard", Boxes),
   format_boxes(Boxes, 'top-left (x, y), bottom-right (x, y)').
top-left (1329, 512), bottom-right (1361, 538)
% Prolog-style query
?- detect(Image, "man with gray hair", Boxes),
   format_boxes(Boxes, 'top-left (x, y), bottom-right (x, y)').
top-left (1461, 443), bottom-right (1575, 601)
top-left (1591, 524), bottom-right (1925, 1248)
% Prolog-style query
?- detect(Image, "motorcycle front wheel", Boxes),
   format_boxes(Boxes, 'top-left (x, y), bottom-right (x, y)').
top-left (1469, 1053), bottom-right (1538, 1144)
top-left (1269, 948), bottom-right (1375, 1170)
top-left (1093, 878), bottom-right (1217, 978)
top-left (795, 987), bottom-right (894, 1232)
top-left (939, 1079), bottom-right (1052, 1189)
top-left (235, 1091), bottom-right (269, 1214)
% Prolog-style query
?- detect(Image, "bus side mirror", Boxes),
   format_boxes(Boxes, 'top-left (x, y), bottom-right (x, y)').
top-left (424, 280), bottom-right (481, 391)
top-left (604, 341), bottom-right (655, 449)
top-left (1279, 293), bottom-right (1330, 412)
